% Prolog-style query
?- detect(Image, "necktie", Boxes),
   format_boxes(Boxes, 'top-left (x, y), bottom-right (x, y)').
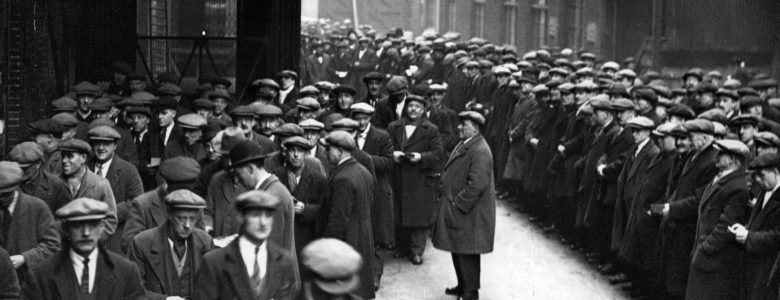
top-left (80, 256), bottom-right (90, 294)
top-left (173, 239), bottom-right (186, 260)
top-left (0, 197), bottom-right (12, 246)
top-left (96, 164), bottom-right (103, 177)
top-left (251, 246), bottom-right (263, 294)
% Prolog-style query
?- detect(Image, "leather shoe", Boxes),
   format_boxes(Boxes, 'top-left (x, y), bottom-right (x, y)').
top-left (458, 291), bottom-right (479, 300)
top-left (410, 254), bottom-right (423, 265)
top-left (445, 286), bottom-right (462, 295)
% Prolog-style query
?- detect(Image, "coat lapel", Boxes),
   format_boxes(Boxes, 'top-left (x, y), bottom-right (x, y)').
top-left (751, 191), bottom-right (780, 228)
top-left (149, 226), bottom-right (171, 294)
top-left (445, 135), bottom-right (482, 169)
top-left (94, 252), bottom-right (116, 299)
top-left (53, 255), bottom-right (78, 300)
top-left (225, 240), bottom-right (255, 300)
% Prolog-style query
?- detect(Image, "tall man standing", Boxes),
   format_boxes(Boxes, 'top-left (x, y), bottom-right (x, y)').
top-left (432, 111), bottom-right (495, 300)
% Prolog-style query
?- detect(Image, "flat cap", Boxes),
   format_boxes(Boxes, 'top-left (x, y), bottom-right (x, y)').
top-left (58, 139), bottom-right (93, 156)
top-left (608, 83), bottom-right (631, 97)
top-left (713, 139), bottom-right (750, 159)
top-left (126, 106), bottom-right (152, 118)
top-left (272, 123), bottom-right (304, 137)
top-left (386, 76), bottom-right (408, 94)
top-left (723, 78), bottom-right (742, 89)
top-left (165, 189), bottom-right (206, 210)
top-left (716, 88), bottom-right (739, 99)
top-left (493, 66), bottom-right (511, 75)
top-left (755, 132), bottom-right (780, 148)
top-left (251, 78), bottom-right (280, 90)
top-left (626, 116), bottom-right (655, 130)
top-left (580, 52), bottom-right (596, 60)
top-left (228, 140), bottom-right (273, 168)
top-left (88, 98), bottom-right (115, 112)
top-left (331, 118), bottom-right (360, 131)
top-left (9, 142), bottom-right (44, 167)
top-left (302, 238), bottom-right (362, 294)
top-left (230, 105), bottom-right (256, 118)
top-left (669, 123), bottom-right (689, 138)
top-left (299, 119), bottom-right (325, 131)
top-left (153, 96), bottom-right (178, 111)
top-left (208, 90), bottom-right (233, 101)
top-left (531, 84), bottom-right (549, 94)
top-left (332, 85), bottom-right (356, 95)
top-left (299, 85), bottom-right (320, 96)
top-left (0, 161), bottom-right (23, 193)
top-left (548, 67), bottom-right (570, 77)
top-left (276, 70), bottom-right (298, 79)
top-left (156, 83), bottom-right (181, 96)
top-left (652, 122), bottom-right (679, 137)
top-left (159, 157), bottom-right (201, 183)
top-left (218, 127), bottom-right (248, 154)
top-left (429, 83), bottom-right (447, 92)
top-left (72, 81), bottom-right (102, 96)
top-left (458, 110), bottom-right (486, 126)
top-left (283, 136), bottom-right (314, 150)
top-left (616, 69), bottom-right (637, 79)
top-left (255, 104), bottom-right (284, 117)
top-left (741, 96), bottom-right (764, 110)
top-left (193, 98), bottom-right (216, 109)
top-left (28, 119), bottom-right (65, 135)
top-left (320, 130), bottom-right (357, 151)
top-left (87, 126), bottom-right (121, 141)
top-left (131, 91), bottom-right (158, 104)
top-left (634, 88), bottom-right (658, 105)
top-left (210, 77), bottom-right (232, 88)
top-left (682, 119), bottom-right (714, 135)
top-left (156, 72), bottom-right (180, 84)
top-left (56, 198), bottom-right (108, 222)
top-left (611, 98), bottom-right (636, 111)
top-left (590, 98), bottom-right (613, 111)
top-left (350, 102), bottom-right (375, 115)
top-left (749, 153), bottom-right (780, 170)
top-left (730, 114), bottom-right (759, 127)
top-left (52, 97), bottom-right (78, 112)
top-left (682, 68), bottom-right (704, 80)
top-left (697, 108), bottom-right (729, 125)
top-left (51, 112), bottom-right (79, 128)
top-left (296, 97), bottom-right (321, 111)
top-left (177, 113), bottom-right (208, 130)
top-left (88, 119), bottom-right (115, 131)
top-left (363, 72), bottom-right (385, 84)
top-left (235, 190), bottom-right (280, 212)
top-left (601, 61), bottom-right (620, 71)
top-left (667, 103), bottom-right (696, 119)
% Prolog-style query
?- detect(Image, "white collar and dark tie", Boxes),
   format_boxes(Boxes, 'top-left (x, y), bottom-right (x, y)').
top-left (239, 236), bottom-right (267, 287)
top-left (95, 158), bottom-right (113, 178)
top-left (70, 248), bottom-right (98, 294)
top-left (762, 183), bottom-right (780, 209)
top-left (634, 138), bottom-right (650, 157)
top-left (162, 123), bottom-right (174, 146)
top-left (358, 125), bottom-right (370, 150)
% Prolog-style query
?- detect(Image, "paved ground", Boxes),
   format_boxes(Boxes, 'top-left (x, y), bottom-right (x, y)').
top-left (376, 199), bottom-right (628, 300)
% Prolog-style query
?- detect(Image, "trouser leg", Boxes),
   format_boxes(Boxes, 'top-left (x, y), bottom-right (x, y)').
top-left (454, 253), bottom-right (481, 292)
top-left (409, 227), bottom-right (428, 256)
top-left (452, 253), bottom-right (463, 288)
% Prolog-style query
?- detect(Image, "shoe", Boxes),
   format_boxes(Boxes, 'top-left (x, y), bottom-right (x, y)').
top-left (458, 291), bottom-right (479, 300)
top-left (445, 286), bottom-right (462, 295)
top-left (410, 254), bottom-right (423, 265)
top-left (608, 273), bottom-right (630, 284)
top-left (374, 275), bottom-right (381, 291)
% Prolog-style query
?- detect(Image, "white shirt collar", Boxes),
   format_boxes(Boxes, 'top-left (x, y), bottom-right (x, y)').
top-left (6, 191), bottom-right (18, 215)
top-left (252, 169), bottom-right (273, 191)
top-left (70, 248), bottom-right (99, 293)
top-left (95, 157), bottom-right (113, 178)
top-left (238, 236), bottom-right (267, 279)
top-left (635, 138), bottom-right (650, 156)
top-left (337, 156), bottom-right (350, 166)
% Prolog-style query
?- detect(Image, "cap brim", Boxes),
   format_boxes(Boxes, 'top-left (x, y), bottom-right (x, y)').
top-left (62, 215), bottom-right (106, 222)
top-left (314, 275), bottom-right (360, 295)
top-left (228, 154), bottom-right (271, 168)
top-left (169, 204), bottom-right (206, 210)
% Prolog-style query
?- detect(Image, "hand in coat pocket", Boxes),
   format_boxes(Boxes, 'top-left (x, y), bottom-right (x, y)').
top-left (444, 201), bottom-right (466, 229)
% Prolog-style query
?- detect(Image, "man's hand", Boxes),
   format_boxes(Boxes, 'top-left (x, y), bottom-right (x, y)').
top-left (166, 296), bottom-right (187, 300)
top-left (530, 138), bottom-right (539, 148)
top-left (661, 203), bottom-right (670, 218)
top-left (729, 224), bottom-right (749, 244)
top-left (393, 151), bottom-right (405, 163)
top-left (294, 201), bottom-right (305, 215)
top-left (409, 152), bottom-right (422, 163)
top-left (9, 255), bottom-right (24, 269)
top-left (557, 145), bottom-right (566, 153)
top-left (596, 164), bottom-right (606, 177)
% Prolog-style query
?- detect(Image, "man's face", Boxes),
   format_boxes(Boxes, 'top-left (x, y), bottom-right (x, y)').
top-left (213, 84), bottom-right (229, 94)
top-left (754, 169), bottom-right (779, 191)
top-left (367, 80), bottom-right (382, 96)
top-left (112, 72), bottom-right (127, 85)
top-left (715, 153), bottom-right (735, 171)
top-left (466, 67), bottom-right (479, 78)
top-left (353, 114), bottom-right (371, 132)
top-left (258, 117), bottom-right (280, 136)
top-left (280, 76), bottom-right (295, 90)
top-left (698, 92), bottom-right (714, 107)
top-left (659, 135), bottom-right (676, 151)
top-left (33, 133), bottom-right (52, 150)
top-left (636, 100), bottom-right (652, 113)
top-left (260, 87), bottom-right (278, 98)
top-left (747, 105), bottom-right (763, 117)
top-left (689, 132), bottom-right (710, 151)
top-left (183, 128), bottom-right (202, 146)
top-left (241, 209), bottom-right (274, 242)
top-left (157, 109), bottom-right (176, 128)
top-left (521, 83), bottom-right (535, 93)
top-left (197, 108), bottom-right (214, 119)
top-left (337, 93), bottom-right (354, 110)
top-left (632, 129), bottom-right (649, 144)
top-left (130, 113), bottom-right (150, 132)
top-left (618, 110), bottom-right (635, 125)
top-left (675, 137), bottom-right (692, 154)
top-left (65, 220), bottom-right (104, 256)
top-left (285, 146), bottom-right (306, 169)
top-left (234, 116), bottom-right (256, 136)
top-left (717, 97), bottom-right (738, 113)
top-left (234, 165), bottom-right (256, 190)
top-left (431, 91), bottom-right (445, 106)
top-left (298, 109), bottom-right (317, 121)
top-left (685, 76), bottom-right (700, 87)
top-left (20, 163), bottom-right (40, 180)
top-left (740, 124), bottom-right (757, 143)
top-left (170, 209), bottom-right (200, 239)
top-left (406, 101), bottom-right (424, 120)
top-left (62, 151), bottom-right (86, 176)
top-left (92, 111), bottom-right (111, 120)
top-left (129, 80), bottom-right (146, 93)
top-left (496, 74), bottom-right (510, 86)
top-left (457, 120), bottom-right (479, 140)
top-left (213, 98), bottom-right (228, 114)
top-left (303, 130), bottom-right (320, 144)
top-left (77, 96), bottom-right (94, 112)
top-left (91, 140), bottom-right (116, 163)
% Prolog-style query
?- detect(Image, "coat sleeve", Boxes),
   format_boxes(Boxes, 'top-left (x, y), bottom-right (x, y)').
top-left (204, 176), bottom-right (219, 231)
top-left (370, 134), bottom-right (395, 174)
top-left (118, 167), bottom-right (145, 224)
top-left (122, 198), bottom-right (145, 253)
top-left (700, 186), bottom-right (749, 254)
top-left (0, 248), bottom-right (19, 300)
top-left (745, 225), bottom-right (780, 255)
top-left (322, 177), bottom-right (354, 240)
top-left (122, 261), bottom-right (147, 300)
top-left (21, 205), bottom-right (60, 267)
top-left (453, 145), bottom-right (492, 213)
top-left (193, 256), bottom-right (218, 300)
top-left (99, 180), bottom-right (118, 236)
top-left (419, 129), bottom-right (444, 170)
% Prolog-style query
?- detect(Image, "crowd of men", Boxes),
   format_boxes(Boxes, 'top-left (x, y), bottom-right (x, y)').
top-left (0, 18), bottom-right (777, 300)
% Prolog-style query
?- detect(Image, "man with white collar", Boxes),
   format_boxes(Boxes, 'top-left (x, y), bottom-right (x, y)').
top-left (22, 197), bottom-right (145, 299)
top-left (277, 70), bottom-right (300, 111)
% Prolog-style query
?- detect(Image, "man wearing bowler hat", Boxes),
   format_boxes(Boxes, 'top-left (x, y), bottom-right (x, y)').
top-left (432, 111), bottom-right (495, 300)
top-left (317, 130), bottom-right (376, 299)
top-left (128, 189), bottom-right (213, 300)
top-left (58, 139), bottom-right (118, 236)
top-left (194, 190), bottom-right (299, 300)
top-left (22, 198), bottom-right (145, 300)
top-left (9, 142), bottom-right (72, 212)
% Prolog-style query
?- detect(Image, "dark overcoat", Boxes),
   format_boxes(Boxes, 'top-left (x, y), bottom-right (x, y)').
top-left (316, 158), bottom-right (375, 299)
top-left (66, 170), bottom-right (118, 236)
top-left (361, 125), bottom-right (396, 245)
top-left (503, 94), bottom-right (537, 182)
top-left (432, 134), bottom-right (495, 254)
top-left (611, 140), bottom-right (659, 251)
top-left (193, 238), bottom-right (298, 300)
top-left (274, 162), bottom-right (327, 255)
top-left (122, 188), bottom-right (168, 252)
top-left (523, 103), bottom-right (565, 193)
top-left (685, 169), bottom-right (748, 300)
top-left (18, 168), bottom-right (71, 212)
top-left (0, 246), bottom-right (18, 300)
top-left (743, 190), bottom-right (780, 300)
top-left (387, 118), bottom-right (444, 227)
top-left (128, 222), bottom-right (212, 299)
top-left (91, 156), bottom-right (144, 253)
top-left (578, 120), bottom-right (620, 227)
top-left (5, 192), bottom-right (60, 274)
top-left (205, 170), bottom-right (248, 237)
top-left (21, 247), bottom-right (145, 300)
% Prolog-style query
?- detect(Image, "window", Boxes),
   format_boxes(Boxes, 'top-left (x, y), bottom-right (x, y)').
top-left (443, 0), bottom-right (457, 32)
top-left (531, 0), bottom-right (548, 49)
top-left (503, 0), bottom-right (518, 45)
top-left (473, 0), bottom-right (486, 38)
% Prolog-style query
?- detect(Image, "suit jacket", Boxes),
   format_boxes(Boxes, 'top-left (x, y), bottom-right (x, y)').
top-left (273, 163), bottom-right (327, 255)
top-left (114, 126), bottom-right (140, 169)
top-left (148, 124), bottom-right (183, 160)
top-left (304, 53), bottom-right (331, 85)
top-left (193, 238), bottom-right (298, 300)
top-left (427, 105), bottom-right (459, 153)
top-left (22, 247), bottom-right (145, 300)
top-left (373, 96), bottom-right (399, 129)
top-left (65, 170), bottom-right (118, 236)
top-left (18, 168), bottom-right (71, 212)
top-left (122, 188), bottom-right (168, 253)
top-left (205, 170), bottom-right (247, 237)
top-left (128, 222), bottom-right (212, 299)
top-left (744, 190), bottom-right (780, 300)
top-left (90, 156), bottom-right (144, 253)
top-left (361, 125), bottom-right (396, 245)
top-left (5, 192), bottom-right (60, 271)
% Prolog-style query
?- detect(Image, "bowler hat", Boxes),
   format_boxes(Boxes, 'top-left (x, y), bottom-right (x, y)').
top-left (228, 141), bottom-right (272, 168)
